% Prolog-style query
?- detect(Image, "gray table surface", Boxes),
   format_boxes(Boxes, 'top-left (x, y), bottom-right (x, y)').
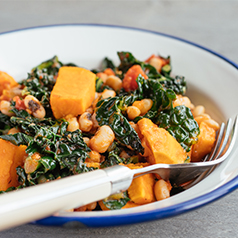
top-left (1, 1), bottom-right (238, 237)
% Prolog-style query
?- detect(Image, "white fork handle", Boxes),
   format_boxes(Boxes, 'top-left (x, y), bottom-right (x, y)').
top-left (0, 165), bottom-right (133, 231)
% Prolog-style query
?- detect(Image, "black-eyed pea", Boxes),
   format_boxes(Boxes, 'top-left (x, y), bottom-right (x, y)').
top-left (89, 125), bottom-right (115, 153)
top-left (86, 150), bottom-right (101, 163)
top-left (92, 92), bottom-right (101, 109)
top-left (132, 99), bottom-right (153, 115)
top-left (101, 89), bottom-right (116, 99)
top-left (0, 100), bottom-right (14, 116)
top-left (194, 113), bottom-right (211, 125)
top-left (78, 112), bottom-right (93, 132)
top-left (204, 118), bottom-right (220, 131)
top-left (83, 137), bottom-right (90, 147)
top-left (193, 105), bottom-right (205, 117)
top-left (154, 179), bottom-right (172, 201)
top-left (91, 112), bottom-right (99, 129)
top-left (24, 95), bottom-right (46, 118)
top-left (127, 106), bottom-right (141, 120)
top-left (86, 106), bottom-right (94, 114)
top-left (149, 57), bottom-right (163, 72)
top-left (189, 103), bottom-right (195, 110)
top-left (66, 116), bottom-right (80, 132)
top-left (140, 99), bottom-right (153, 115)
top-left (173, 95), bottom-right (191, 108)
top-left (96, 72), bottom-right (108, 83)
top-left (24, 152), bottom-right (41, 174)
top-left (132, 100), bottom-right (143, 112)
top-left (105, 75), bottom-right (122, 91)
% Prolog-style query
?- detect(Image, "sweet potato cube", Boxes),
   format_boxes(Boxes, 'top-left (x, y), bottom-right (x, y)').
top-left (0, 139), bottom-right (27, 191)
top-left (0, 139), bottom-right (16, 191)
top-left (191, 121), bottom-right (216, 162)
top-left (128, 173), bottom-right (156, 205)
top-left (50, 66), bottom-right (96, 119)
top-left (0, 71), bottom-right (18, 95)
top-left (8, 145), bottom-right (27, 187)
top-left (137, 118), bottom-right (187, 164)
top-left (122, 201), bottom-right (139, 209)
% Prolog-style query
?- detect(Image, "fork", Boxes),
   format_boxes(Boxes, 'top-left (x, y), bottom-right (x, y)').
top-left (133, 115), bottom-right (238, 187)
top-left (0, 116), bottom-right (237, 231)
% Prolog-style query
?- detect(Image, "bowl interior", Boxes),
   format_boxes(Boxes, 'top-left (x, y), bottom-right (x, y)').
top-left (1, 24), bottom-right (238, 224)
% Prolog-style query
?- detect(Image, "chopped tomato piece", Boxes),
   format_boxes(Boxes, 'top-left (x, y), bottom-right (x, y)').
top-left (103, 68), bottom-right (115, 76)
top-left (122, 65), bottom-right (148, 92)
top-left (13, 96), bottom-right (26, 111)
top-left (145, 54), bottom-right (170, 72)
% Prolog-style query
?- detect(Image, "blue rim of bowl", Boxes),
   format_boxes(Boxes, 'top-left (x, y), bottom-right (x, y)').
top-left (1, 23), bottom-right (238, 227)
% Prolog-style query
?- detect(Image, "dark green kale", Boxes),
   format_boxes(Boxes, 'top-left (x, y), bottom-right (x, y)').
top-left (21, 57), bottom-right (61, 117)
top-left (0, 112), bottom-right (11, 135)
top-left (158, 75), bottom-right (187, 95)
top-left (117, 51), bottom-right (160, 78)
top-left (134, 75), bottom-right (177, 122)
top-left (102, 191), bottom-right (130, 210)
top-left (100, 142), bottom-right (125, 168)
top-left (95, 76), bottom-right (104, 92)
top-left (91, 57), bottom-right (115, 74)
top-left (21, 55), bottom-right (77, 117)
top-left (95, 76), bottom-right (113, 93)
top-left (101, 57), bottom-right (116, 71)
top-left (31, 55), bottom-right (63, 77)
top-left (95, 74), bottom-right (179, 154)
top-left (0, 110), bottom-right (92, 186)
top-left (96, 96), bottom-right (144, 154)
top-left (155, 105), bottom-right (200, 152)
top-left (117, 51), bottom-right (187, 95)
top-left (161, 63), bottom-right (172, 76)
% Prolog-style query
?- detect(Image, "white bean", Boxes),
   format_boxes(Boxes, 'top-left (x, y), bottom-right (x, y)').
top-left (89, 125), bottom-right (115, 153)
top-left (24, 95), bottom-right (45, 118)
top-left (78, 112), bottom-right (93, 132)
top-left (0, 100), bottom-right (14, 116)
top-left (193, 105), bottom-right (205, 117)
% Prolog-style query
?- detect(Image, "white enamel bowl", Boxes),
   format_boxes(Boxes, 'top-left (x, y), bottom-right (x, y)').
top-left (0, 24), bottom-right (238, 227)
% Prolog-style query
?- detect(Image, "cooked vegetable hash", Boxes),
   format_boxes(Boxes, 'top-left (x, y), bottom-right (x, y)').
top-left (0, 52), bottom-right (220, 211)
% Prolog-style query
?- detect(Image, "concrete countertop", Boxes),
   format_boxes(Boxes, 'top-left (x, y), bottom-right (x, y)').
top-left (0, 1), bottom-right (238, 237)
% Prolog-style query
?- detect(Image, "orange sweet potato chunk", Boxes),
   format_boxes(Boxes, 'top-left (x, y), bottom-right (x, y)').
top-left (127, 173), bottom-right (156, 205)
top-left (122, 65), bottom-right (148, 92)
top-left (50, 66), bottom-right (96, 119)
top-left (0, 139), bottom-right (27, 191)
top-left (0, 139), bottom-right (16, 191)
top-left (98, 200), bottom-right (110, 211)
top-left (0, 71), bottom-right (18, 96)
top-left (137, 118), bottom-right (187, 164)
top-left (191, 121), bottom-right (216, 162)
top-left (122, 201), bottom-right (139, 209)
top-left (8, 145), bottom-right (27, 187)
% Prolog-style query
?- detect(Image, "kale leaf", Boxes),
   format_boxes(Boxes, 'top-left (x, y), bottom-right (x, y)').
top-left (31, 55), bottom-right (63, 76)
top-left (158, 75), bottom-right (187, 95)
top-left (156, 105), bottom-right (200, 152)
top-left (0, 110), bottom-right (92, 186)
top-left (117, 51), bottom-right (187, 95)
top-left (101, 57), bottom-right (116, 71)
top-left (102, 191), bottom-right (130, 210)
top-left (117, 51), bottom-right (160, 78)
top-left (134, 75), bottom-right (177, 122)
top-left (96, 96), bottom-right (144, 154)
top-left (0, 112), bottom-right (11, 135)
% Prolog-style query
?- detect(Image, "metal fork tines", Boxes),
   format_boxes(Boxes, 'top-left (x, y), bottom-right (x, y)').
top-left (132, 115), bottom-right (238, 188)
